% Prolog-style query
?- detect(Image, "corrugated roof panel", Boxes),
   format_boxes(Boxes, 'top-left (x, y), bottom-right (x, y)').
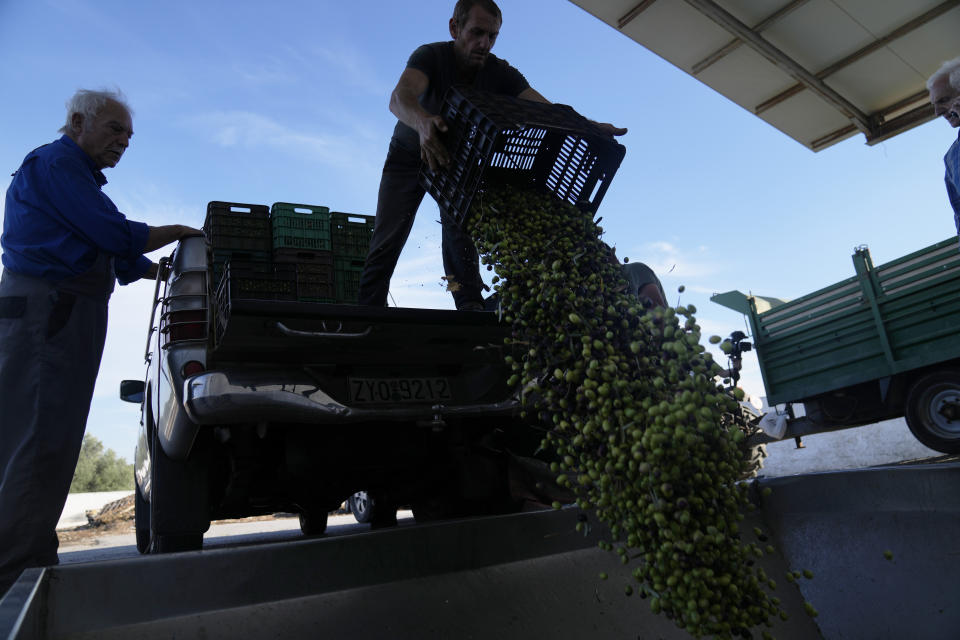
top-left (696, 45), bottom-right (795, 108)
top-left (713, 0), bottom-right (795, 27)
top-left (760, 89), bottom-right (856, 146)
top-left (618, 1), bottom-right (732, 70)
top-left (887, 7), bottom-right (960, 75)
top-left (762, 0), bottom-right (875, 73)
top-left (836, 0), bottom-right (944, 37)
top-left (568, 0), bottom-right (960, 151)
top-left (828, 50), bottom-right (922, 113)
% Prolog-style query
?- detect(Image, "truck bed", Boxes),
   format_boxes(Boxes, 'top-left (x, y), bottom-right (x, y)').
top-left (714, 237), bottom-right (960, 405)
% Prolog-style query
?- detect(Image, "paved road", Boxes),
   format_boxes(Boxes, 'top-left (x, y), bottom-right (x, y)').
top-left (58, 511), bottom-right (417, 565)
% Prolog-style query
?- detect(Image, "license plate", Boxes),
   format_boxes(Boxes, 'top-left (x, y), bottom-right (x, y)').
top-left (348, 377), bottom-right (453, 403)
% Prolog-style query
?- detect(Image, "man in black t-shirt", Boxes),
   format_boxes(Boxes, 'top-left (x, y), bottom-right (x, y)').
top-left (358, 0), bottom-right (625, 310)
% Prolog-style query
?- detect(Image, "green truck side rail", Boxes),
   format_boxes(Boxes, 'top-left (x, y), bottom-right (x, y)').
top-left (712, 236), bottom-right (960, 406)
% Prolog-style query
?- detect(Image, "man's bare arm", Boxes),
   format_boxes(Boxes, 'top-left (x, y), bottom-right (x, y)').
top-left (518, 87), bottom-right (627, 136)
top-left (390, 67), bottom-right (450, 172)
top-left (518, 87), bottom-right (550, 104)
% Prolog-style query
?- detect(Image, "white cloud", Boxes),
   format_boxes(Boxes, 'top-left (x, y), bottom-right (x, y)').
top-left (188, 110), bottom-right (381, 174)
top-left (620, 240), bottom-right (720, 280)
top-left (297, 44), bottom-right (392, 97)
top-left (233, 60), bottom-right (298, 87)
top-left (110, 186), bottom-right (203, 229)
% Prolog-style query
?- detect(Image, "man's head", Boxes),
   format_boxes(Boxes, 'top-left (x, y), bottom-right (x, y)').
top-left (927, 57), bottom-right (960, 128)
top-left (59, 89), bottom-right (134, 169)
top-left (449, 0), bottom-right (502, 70)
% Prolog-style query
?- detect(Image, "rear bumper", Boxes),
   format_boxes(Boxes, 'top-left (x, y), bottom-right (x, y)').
top-left (183, 371), bottom-right (519, 425)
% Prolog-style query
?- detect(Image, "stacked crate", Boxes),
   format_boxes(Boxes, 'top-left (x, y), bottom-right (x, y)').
top-left (330, 212), bottom-right (375, 304)
top-left (205, 201), bottom-right (295, 301)
top-left (206, 200), bottom-right (375, 306)
top-left (270, 202), bottom-right (335, 303)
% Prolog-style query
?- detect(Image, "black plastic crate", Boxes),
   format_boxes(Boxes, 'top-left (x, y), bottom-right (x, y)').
top-left (273, 248), bottom-right (334, 267)
top-left (205, 201), bottom-right (272, 254)
top-left (419, 86), bottom-right (626, 227)
top-left (209, 233), bottom-right (272, 254)
top-left (270, 248), bottom-right (336, 301)
top-left (204, 201), bottom-right (270, 233)
top-left (212, 250), bottom-right (271, 285)
top-left (296, 267), bottom-right (335, 301)
top-left (217, 260), bottom-right (297, 302)
top-left (330, 212), bottom-right (375, 259)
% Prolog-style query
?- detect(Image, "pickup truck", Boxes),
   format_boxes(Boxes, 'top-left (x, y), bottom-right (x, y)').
top-left (712, 236), bottom-right (960, 454)
top-left (121, 235), bottom-right (544, 553)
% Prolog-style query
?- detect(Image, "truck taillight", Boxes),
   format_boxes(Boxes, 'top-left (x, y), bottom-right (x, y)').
top-left (167, 310), bottom-right (206, 342)
top-left (181, 361), bottom-right (205, 378)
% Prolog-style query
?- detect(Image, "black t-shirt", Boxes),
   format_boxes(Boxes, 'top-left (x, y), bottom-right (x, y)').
top-left (390, 41), bottom-right (530, 156)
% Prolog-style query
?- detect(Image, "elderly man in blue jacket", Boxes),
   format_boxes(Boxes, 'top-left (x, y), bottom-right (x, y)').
top-left (0, 89), bottom-right (201, 595)
top-left (928, 57), bottom-right (960, 241)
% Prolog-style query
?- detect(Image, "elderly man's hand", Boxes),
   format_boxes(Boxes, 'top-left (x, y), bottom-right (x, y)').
top-left (418, 115), bottom-right (450, 173)
top-left (145, 261), bottom-right (171, 281)
top-left (178, 225), bottom-right (204, 239)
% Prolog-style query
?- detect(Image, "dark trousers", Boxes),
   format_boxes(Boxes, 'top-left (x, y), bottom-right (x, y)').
top-left (0, 269), bottom-right (109, 595)
top-left (357, 146), bottom-right (484, 309)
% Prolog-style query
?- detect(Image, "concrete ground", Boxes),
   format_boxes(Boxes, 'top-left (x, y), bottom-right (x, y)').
top-left (758, 417), bottom-right (939, 477)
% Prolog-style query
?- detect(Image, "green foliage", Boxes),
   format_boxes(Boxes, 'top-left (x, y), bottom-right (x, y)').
top-left (69, 434), bottom-right (134, 493)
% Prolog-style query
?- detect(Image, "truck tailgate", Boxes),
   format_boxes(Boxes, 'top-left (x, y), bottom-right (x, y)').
top-left (213, 301), bottom-right (508, 366)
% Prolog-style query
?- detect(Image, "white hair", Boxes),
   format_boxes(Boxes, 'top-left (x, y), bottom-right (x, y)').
top-left (927, 56), bottom-right (960, 92)
top-left (58, 88), bottom-right (133, 135)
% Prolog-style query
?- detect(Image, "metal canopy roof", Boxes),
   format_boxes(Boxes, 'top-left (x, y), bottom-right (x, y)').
top-left (569, 0), bottom-right (960, 151)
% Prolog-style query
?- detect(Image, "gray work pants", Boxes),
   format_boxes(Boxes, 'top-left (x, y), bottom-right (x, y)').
top-left (0, 268), bottom-right (109, 595)
top-left (357, 145), bottom-right (484, 309)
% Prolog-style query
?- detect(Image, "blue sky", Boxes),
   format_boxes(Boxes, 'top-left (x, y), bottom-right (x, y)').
top-left (1, 0), bottom-right (956, 459)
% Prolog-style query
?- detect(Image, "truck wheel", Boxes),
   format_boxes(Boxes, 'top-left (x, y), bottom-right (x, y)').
top-left (299, 511), bottom-right (328, 536)
top-left (348, 491), bottom-right (376, 523)
top-left (349, 491), bottom-right (398, 528)
top-left (135, 484), bottom-right (150, 554)
top-left (905, 370), bottom-right (960, 454)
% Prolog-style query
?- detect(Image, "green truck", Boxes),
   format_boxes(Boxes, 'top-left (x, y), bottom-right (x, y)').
top-left (712, 236), bottom-right (960, 454)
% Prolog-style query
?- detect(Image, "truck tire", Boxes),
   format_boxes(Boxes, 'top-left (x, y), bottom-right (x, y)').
top-left (135, 484), bottom-right (150, 554)
top-left (299, 511), bottom-right (328, 536)
top-left (348, 491), bottom-right (374, 523)
top-left (349, 491), bottom-right (398, 528)
top-left (904, 370), bottom-right (960, 454)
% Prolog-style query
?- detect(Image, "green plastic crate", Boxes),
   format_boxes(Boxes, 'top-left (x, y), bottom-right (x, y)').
top-left (334, 256), bottom-right (365, 303)
top-left (271, 202), bottom-right (331, 252)
top-left (331, 212), bottom-right (375, 259)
